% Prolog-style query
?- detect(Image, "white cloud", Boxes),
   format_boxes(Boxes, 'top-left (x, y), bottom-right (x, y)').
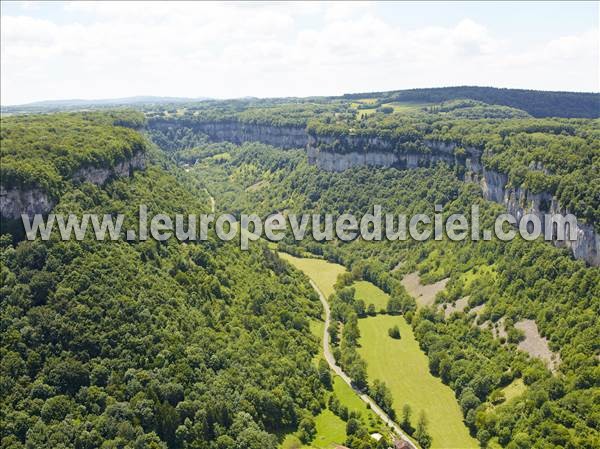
top-left (1, 3), bottom-right (598, 105)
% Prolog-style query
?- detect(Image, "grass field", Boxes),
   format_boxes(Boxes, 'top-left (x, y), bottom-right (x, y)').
top-left (355, 108), bottom-right (377, 117)
top-left (309, 320), bottom-right (325, 363)
top-left (351, 280), bottom-right (389, 312)
top-left (501, 378), bottom-right (526, 402)
top-left (459, 264), bottom-right (497, 293)
top-left (279, 376), bottom-right (387, 449)
top-left (279, 407), bottom-right (346, 449)
top-left (332, 376), bottom-right (383, 431)
top-left (311, 409), bottom-right (347, 448)
top-left (357, 315), bottom-right (478, 449)
top-left (279, 253), bottom-right (475, 448)
top-left (279, 254), bottom-right (391, 448)
top-left (383, 101), bottom-right (432, 113)
top-left (279, 253), bottom-right (346, 298)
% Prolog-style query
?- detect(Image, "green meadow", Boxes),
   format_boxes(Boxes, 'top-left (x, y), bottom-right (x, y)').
top-left (281, 253), bottom-right (476, 448)
top-left (310, 409), bottom-right (347, 449)
top-left (287, 375), bottom-right (387, 449)
top-left (357, 315), bottom-right (478, 449)
top-left (351, 280), bottom-right (389, 312)
top-left (501, 378), bottom-right (526, 402)
top-left (278, 253), bottom-right (346, 298)
top-left (279, 254), bottom-right (390, 448)
top-left (309, 320), bottom-right (325, 362)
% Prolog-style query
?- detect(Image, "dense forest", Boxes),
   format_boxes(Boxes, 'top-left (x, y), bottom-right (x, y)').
top-left (341, 86), bottom-right (600, 119)
top-left (2, 89), bottom-right (599, 449)
top-left (308, 114), bottom-right (599, 229)
top-left (185, 139), bottom-right (600, 449)
top-left (1, 114), bottom-right (333, 449)
top-left (146, 101), bottom-right (599, 231)
top-left (1, 111), bottom-right (147, 199)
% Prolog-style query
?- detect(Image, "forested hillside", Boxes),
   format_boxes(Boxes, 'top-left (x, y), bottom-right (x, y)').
top-left (341, 86), bottom-right (600, 119)
top-left (307, 114), bottom-right (599, 230)
top-left (2, 89), bottom-right (599, 449)
top-left (1, 111), bottom-right (146, 198)
top-left (146, 100), bottom-right (599, 236)
top-left (0, 113), bottom-right (331, 449)
top-left (185, 140), bottom-right (600, 449)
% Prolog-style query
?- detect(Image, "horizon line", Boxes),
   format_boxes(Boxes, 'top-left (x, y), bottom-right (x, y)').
top-left (3, 85), bottom-right (600, 109)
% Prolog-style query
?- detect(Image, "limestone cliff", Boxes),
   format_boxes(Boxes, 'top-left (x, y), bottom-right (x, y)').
top-left (0, 188), bottom-right (55, 222)
top-left (146, 119), bottom-right (598, 265)
top-left (149, 119), bottom-right (308, 149)
top-left (480, 170), bottom-right (599, 265)
top-left (308, 133), bottom-right (598, 266)
top-left (0, 151), bottom-right (146, 221)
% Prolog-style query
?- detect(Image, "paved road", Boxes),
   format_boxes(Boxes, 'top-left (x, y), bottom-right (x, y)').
top-left (309, 279), bottom-right (418, 449)
top-left (205, 187), bottom-right (416, 447)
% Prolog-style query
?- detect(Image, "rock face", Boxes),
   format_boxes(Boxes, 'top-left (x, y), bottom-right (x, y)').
top-left (480, 170), bottom-right (599, 266)
top-left (150, 119), bottom-right (308, 149)
top-left (71, 151), bottom-right (146, 186)
top-left (0, 151), bottom-right (146, 220)
top-left (308, 133), bottom-right (598, 266)
top-left (0, 188), bottom-right (55, 222)
top-left (307, 135), bottom-right (480, 172)
top-left (146, 119), bottom-right (599, 265)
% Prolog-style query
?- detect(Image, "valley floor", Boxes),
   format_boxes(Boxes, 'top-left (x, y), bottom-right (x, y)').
top-left (357, 315), bottom-right (478, 449)
top-left (280, 253), bottom-right (477, 449)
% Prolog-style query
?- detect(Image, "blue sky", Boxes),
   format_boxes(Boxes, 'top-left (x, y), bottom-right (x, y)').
top-left (1, 1), bottom-right (598, 105)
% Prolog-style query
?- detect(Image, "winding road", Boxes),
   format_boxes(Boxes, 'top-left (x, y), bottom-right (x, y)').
top-left (309, 279), bottom-right (418, 449)
top-left (202, 185), bottom-right (416, 447)
top-left (204, 189), bottom-right (216, 213)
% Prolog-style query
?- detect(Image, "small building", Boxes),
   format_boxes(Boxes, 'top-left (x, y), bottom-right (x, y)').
top-left (371, 432), bottom-right (383, 441)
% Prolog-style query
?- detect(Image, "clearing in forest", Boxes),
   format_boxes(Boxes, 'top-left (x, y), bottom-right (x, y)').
top-left (357, 315), bottom-right (478, 449)
top-left (401, 272), bottom-right (449, 307)
top-left (441, 295), bottom-right (470, 318)
top-left (515, 319), bottom-right (560, 371)
top-left (351, 280), bottom-right (389, 312)
top-left (279, 253), bottom-right (346, 298)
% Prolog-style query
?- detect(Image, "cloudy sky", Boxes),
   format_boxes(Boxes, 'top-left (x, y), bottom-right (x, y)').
top-left (1, 1), bottom-right (598, 105)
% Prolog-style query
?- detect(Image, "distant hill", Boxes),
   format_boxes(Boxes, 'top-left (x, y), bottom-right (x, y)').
top-left (342, 86), bottom-right (600, 118)
top-left (1, 96), bottom-right (211, 114)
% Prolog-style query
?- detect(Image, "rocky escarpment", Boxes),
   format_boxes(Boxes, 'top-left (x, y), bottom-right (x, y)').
top-left (308, 134), bottom-right (598, 266)
top-left (0, 188), bottom-right (55, 222)
top-left (0, 151), bottom-right (146, 221)
top-left (149, 119), bottom-right (308, 149)
top-left (480, 170), bottom-right (599, 265)
top-left (71, 151), bottom-right (146, 186)
top-left (307, 134), bottom-right (482, 172)
top-left (145, 119), bottom-right (598, 265)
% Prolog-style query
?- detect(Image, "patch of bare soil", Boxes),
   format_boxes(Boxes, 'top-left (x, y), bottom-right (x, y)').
top-left (470, 304), bottom-right (485, 317)
top-left (442, 296), bottom-right (470, 318)
top-left (515, 319), bottom-right (560, 372)
top-left (402, 272), bottom-right (449, 308)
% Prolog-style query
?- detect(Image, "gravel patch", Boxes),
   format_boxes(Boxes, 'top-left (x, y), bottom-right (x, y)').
top-left (442, 296), bottom-right (471, 318)
top-left (515, 319), bottom-right (560, 372)
top-left (402, 272), bottom-right (449, 308)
